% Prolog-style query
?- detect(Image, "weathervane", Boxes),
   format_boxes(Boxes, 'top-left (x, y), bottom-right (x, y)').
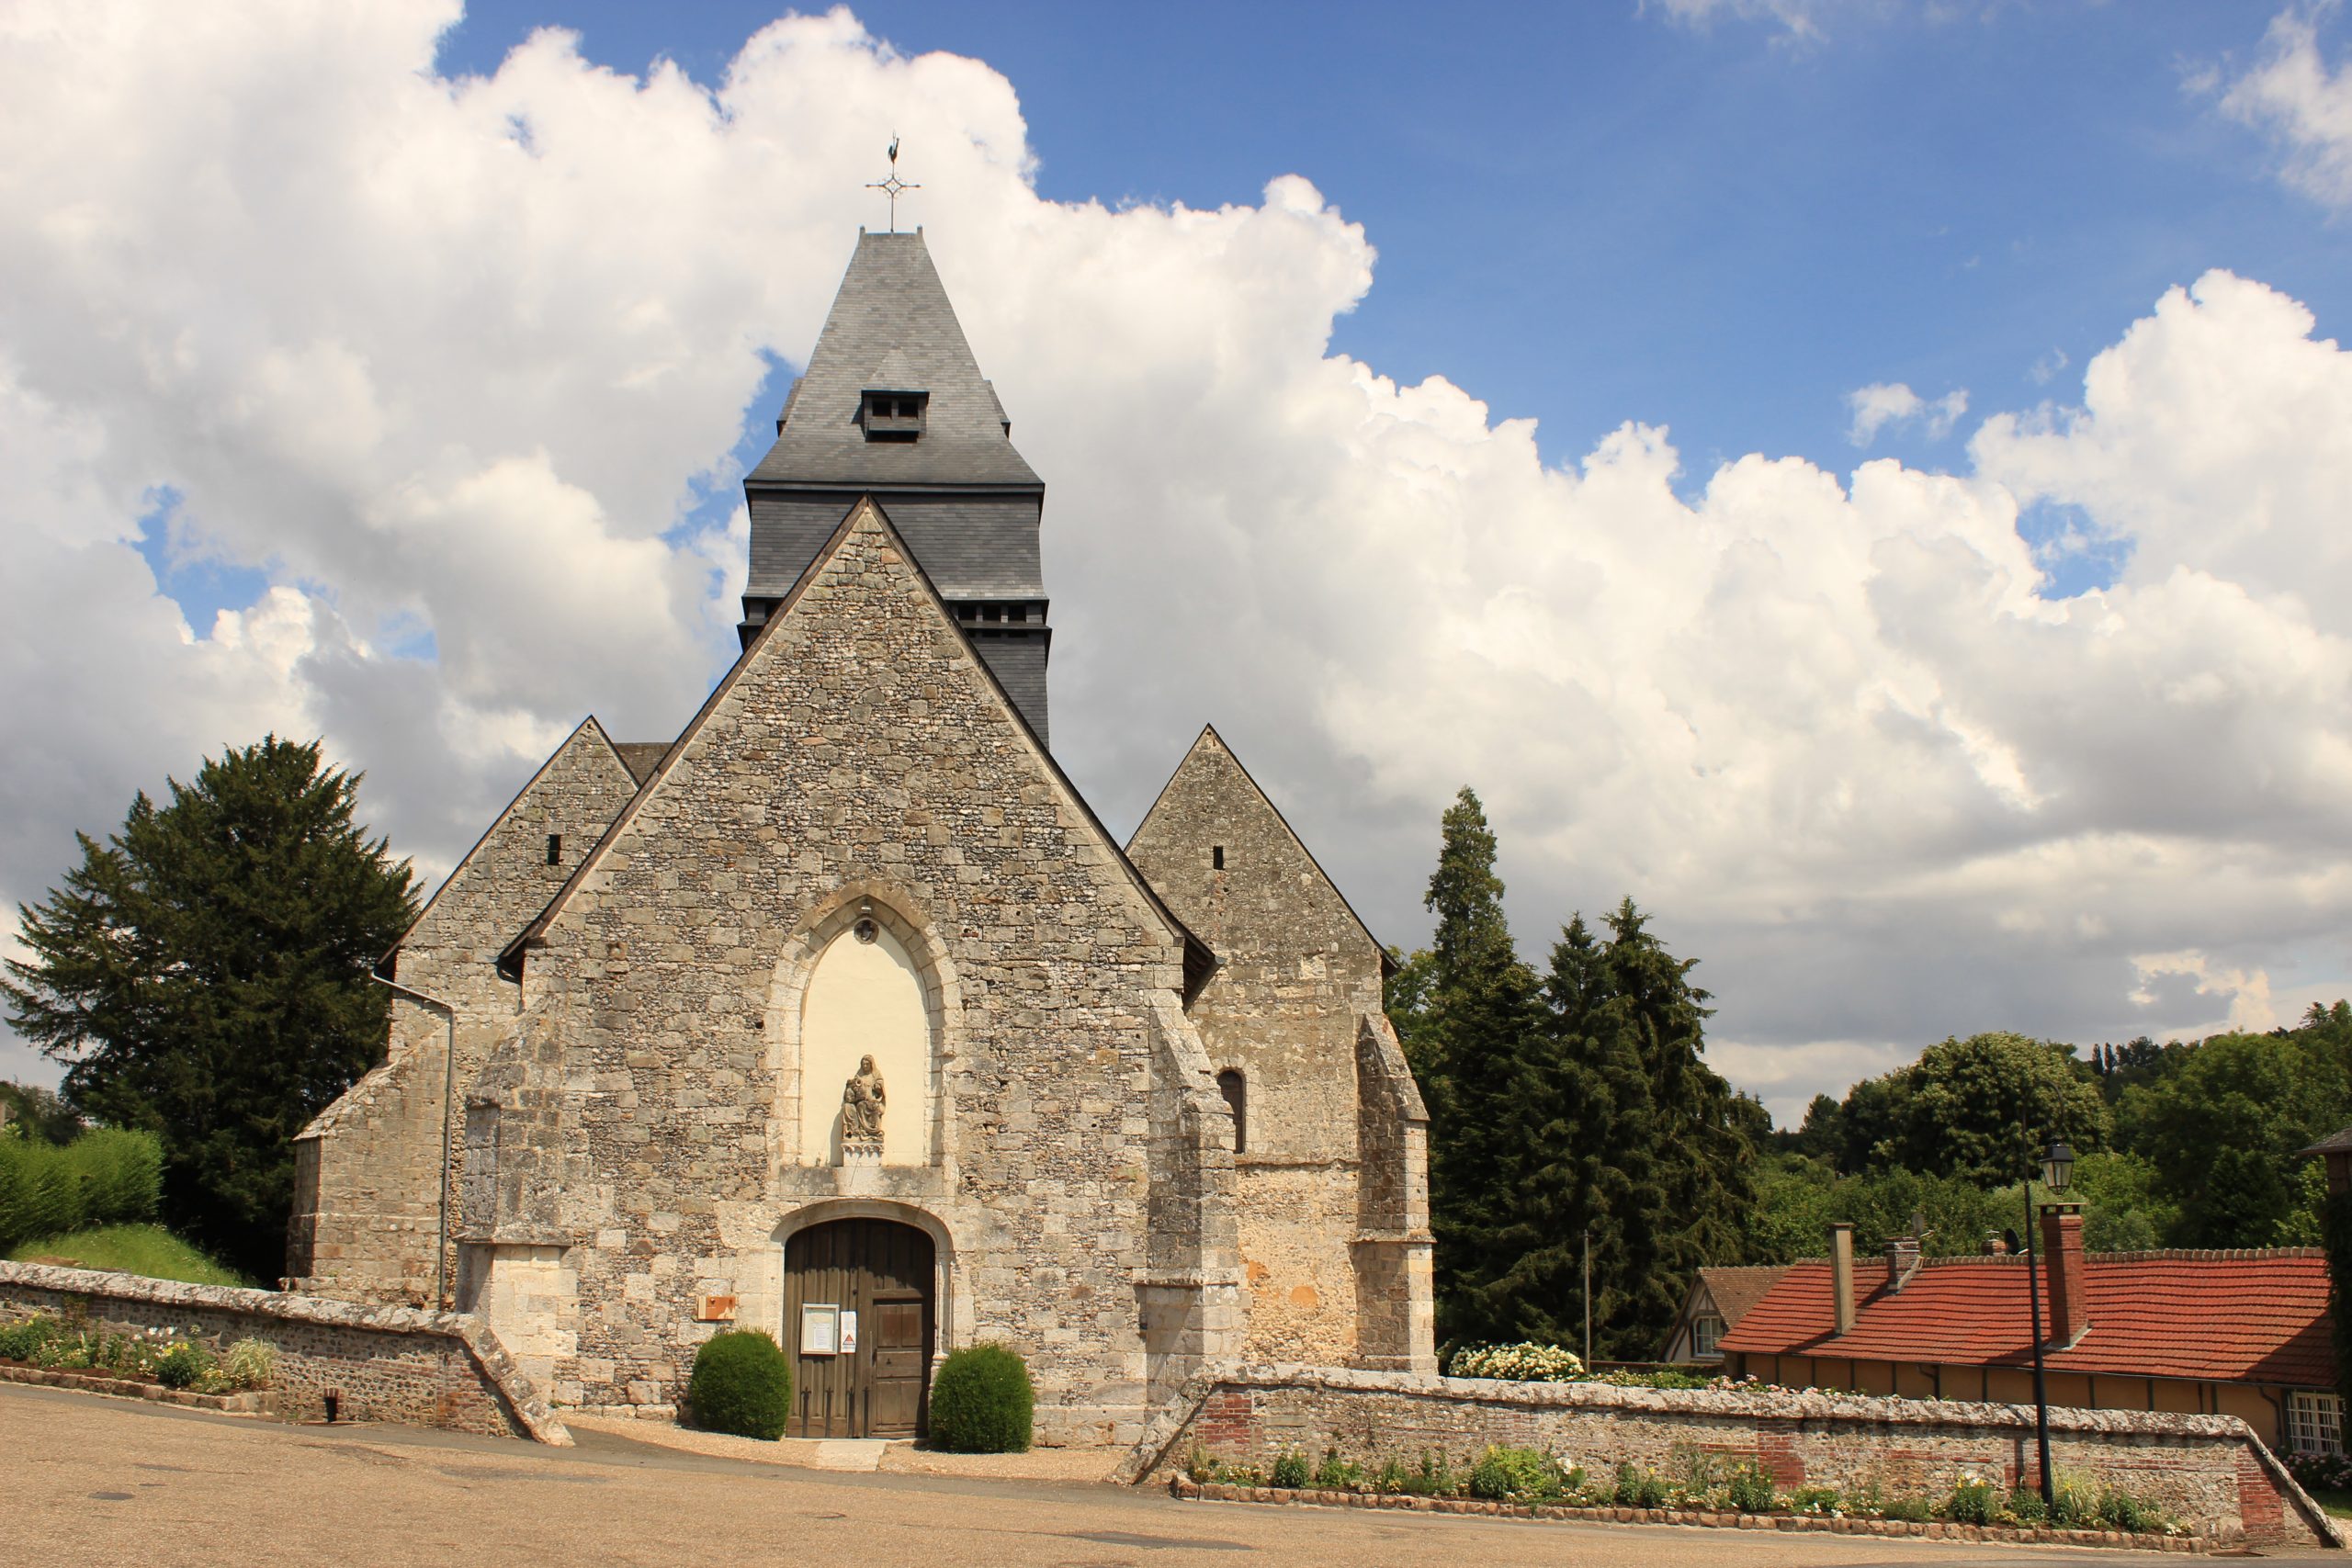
top-left (866, 136), bottom-right (920, 232)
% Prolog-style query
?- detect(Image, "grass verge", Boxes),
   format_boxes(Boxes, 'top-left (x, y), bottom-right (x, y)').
top-left (2310, 1487), bottom-right (2352, 1521)
top-left (7, 1224), bottom-right (250, 1287)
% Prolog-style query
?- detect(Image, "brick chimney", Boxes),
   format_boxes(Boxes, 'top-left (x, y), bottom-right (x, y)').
top-left (1829, 1222), bottom-right (1856, 1336)
top-left (2040, 1201), bottom-right (2088, 1348)
top-left (1884, 1236), bottom-right (1922, 1292)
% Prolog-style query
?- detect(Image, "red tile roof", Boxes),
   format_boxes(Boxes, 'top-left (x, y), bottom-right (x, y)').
top-left (1697, 1265), bottom-right (1791, 1328)
top-left (1714, 1248), bottom-right (2333, 1388)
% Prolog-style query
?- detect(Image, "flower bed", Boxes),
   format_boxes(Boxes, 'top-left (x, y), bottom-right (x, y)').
top-left (1168, 1472), bottom-right (2217, 1552)
top-left (1182, 1439), bottom-right (2188, 1540)
top-left (0, 1307), bottom-right (277, 1396)
top-left (0, 1358), bottom-right (266, 1413)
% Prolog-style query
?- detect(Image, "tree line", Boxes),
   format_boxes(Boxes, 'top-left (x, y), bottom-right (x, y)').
top-left (1389, 784), bottom-right (2351, 1359)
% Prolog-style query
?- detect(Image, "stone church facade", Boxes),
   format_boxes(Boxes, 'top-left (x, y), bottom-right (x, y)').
top-left (288, 231), bottom-right (1434, 1444)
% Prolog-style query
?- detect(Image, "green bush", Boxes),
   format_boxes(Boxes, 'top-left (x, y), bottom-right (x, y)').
top-left (1612, 1461), bottom-right (1668, 1507)
top-left (1469, 1444), bottom-right (1563, 1501)
top-left (1312, 1448), bottom-right (1362, 1489)
top-left (1790, 1484), bottom-right (1843, 1516)
top-left (153, 1341), bottom-right (213, 1389)
top-left (685, 1330), bottom-right (791, 1439)
top-left (1724, 1464), bottom-right (1777, 1514)
top-left (2096, 1488), bottom-right (2162, 1533)
top-left (926, 1342), bottom-right (1033, 1453)
top-left (1946, 1478), bottom-right (1999, 1524)
top-left (1271, 1450), bottom-right (1310, 1488)
top-left (2007, 1485), bottom-right (2049, 1524)
top-left (1880, 1495), bottom-right (1933, 1523)
top-left (0, 1313), bottom-right (59, 1360)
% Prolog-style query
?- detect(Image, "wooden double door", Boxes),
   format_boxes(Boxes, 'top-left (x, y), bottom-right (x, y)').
top-left (784, 1217), bottom-right (934, 1438)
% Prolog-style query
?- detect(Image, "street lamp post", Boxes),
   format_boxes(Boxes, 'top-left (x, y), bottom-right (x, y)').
top-left (2022, 1137), bottom-right (2076, 1510)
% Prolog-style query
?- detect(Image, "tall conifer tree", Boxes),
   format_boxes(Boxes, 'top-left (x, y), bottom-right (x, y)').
top-left (1408, 788), bottom-right (1544, 1343)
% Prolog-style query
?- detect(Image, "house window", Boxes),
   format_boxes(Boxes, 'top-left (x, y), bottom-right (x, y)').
top-left (862, 389), bottom-right (927, 439)
top-left (1216, 1069), bottom-right (1247, 1155)
top-left (2290, 1391), bottom-right (2345, 1455)
top-left (1692, 1314), bottom-right (1727, 1359)
top-left (545, 833), bottom-right (560, 866)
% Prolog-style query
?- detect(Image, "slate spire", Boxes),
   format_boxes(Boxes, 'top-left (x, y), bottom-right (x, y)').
top-left (741, 230), bottom-right (1054, 743)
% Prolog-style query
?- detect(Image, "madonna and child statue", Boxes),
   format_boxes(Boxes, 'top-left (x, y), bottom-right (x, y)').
top-left (841, 1055), bottom-right (886, 1159)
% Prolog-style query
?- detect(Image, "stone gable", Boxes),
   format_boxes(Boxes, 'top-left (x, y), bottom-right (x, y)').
top-left (1127, 728), bottom-right (1433, 1371)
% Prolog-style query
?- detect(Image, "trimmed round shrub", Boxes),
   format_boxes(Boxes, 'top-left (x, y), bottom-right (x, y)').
top-left (686, 1329), bottom-right (791, 1439)
top-left (927, 1342), bottom-right (1033, 1453)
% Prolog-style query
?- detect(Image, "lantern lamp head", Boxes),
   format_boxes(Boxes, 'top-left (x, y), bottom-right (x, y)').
top-left (2041, 1140), bottom-right (2076, 1194)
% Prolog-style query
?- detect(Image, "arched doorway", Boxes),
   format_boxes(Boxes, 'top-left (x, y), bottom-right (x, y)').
top-left (784, 1217), bottom-right (935, 1437)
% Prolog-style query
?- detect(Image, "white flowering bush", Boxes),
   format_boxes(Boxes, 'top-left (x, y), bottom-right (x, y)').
top-left (1448, 1342), bottom-right (1585, 1382)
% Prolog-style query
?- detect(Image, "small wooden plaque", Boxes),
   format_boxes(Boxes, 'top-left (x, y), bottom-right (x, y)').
top-left (695, 1293), bottom-right (739, 1323)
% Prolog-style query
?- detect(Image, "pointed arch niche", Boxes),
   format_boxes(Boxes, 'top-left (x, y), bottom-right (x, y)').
top-left (768, 889), bottom-right (956, 1169)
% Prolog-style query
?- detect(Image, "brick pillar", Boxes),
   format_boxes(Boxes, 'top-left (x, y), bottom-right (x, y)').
top-left (2040, 1202), bottom-right (2088, 1348)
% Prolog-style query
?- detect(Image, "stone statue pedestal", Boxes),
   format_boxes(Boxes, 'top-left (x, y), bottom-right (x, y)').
top-left (841, 1138), bottom-right (883, 1168)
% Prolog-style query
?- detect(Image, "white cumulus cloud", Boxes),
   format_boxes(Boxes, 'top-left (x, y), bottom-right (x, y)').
top-left (2219, 6), bottom-right (2352, 211)
top-left (5, 4), bottom-right (2352, 1123)
top-left (1846, 381), bottom-right (1971, 446)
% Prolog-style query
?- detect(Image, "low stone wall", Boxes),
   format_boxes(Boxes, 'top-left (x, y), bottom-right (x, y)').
top-left (1116, 1364), bottom-right (2340, 1551)
top-left (0, 1261), bottom-right (569, 1445)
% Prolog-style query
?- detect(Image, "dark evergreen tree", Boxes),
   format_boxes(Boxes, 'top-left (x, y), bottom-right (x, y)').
top-left (1402, 788), bottom-right (1544, 1347)
top-left (2, 737), bottom-right (415, 1277)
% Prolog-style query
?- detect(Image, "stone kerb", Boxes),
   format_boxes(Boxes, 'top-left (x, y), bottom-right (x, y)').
top-left (1115, 1362), bottom-right (2341, 1551)
top-left (0, 1260), bottom-right (571, 1446)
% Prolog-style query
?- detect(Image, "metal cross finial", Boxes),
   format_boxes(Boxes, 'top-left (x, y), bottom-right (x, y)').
top-left (866, 135), bottom-right (920, 232)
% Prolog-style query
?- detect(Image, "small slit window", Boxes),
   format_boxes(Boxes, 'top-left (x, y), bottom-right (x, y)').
top-left (545, 833), bottom-right (561, 866)
top-left (1216, 1069), bottom-right (1247, 1155)
top-left (1212, 845), bottom-right (1225, 871)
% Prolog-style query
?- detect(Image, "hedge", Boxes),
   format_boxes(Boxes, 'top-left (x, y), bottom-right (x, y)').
top-left (0, 1127), bottom-right (163, 1254)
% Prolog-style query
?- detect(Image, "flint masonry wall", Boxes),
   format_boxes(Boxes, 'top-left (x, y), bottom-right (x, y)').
top-left (0, 1260), bottom-right (568, 1443)
top-left (481, 507), bottom-right (1238, 1443)
top-left (1127, 728), bottom-right (1433, 1371)
top-left (288, 720), bottom-right (642, 1305)
top-left (1117, 1365), bottom-right (2337, 1550)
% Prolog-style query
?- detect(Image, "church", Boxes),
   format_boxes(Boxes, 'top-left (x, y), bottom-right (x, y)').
top-left (286, 228), bottom-right (1436, 1445)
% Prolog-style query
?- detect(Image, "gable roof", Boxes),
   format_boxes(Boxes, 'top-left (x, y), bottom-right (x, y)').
top-left (375, 714), bottom-right (638, 976)
top-left (502, 495), bottom-right (1214, 998)
top-left (1128, 724), bottom-right (1397, 979)
top-left (745, 231), bottom-right (1038, 492)
top-left (1694, 1265), bottom-right (1791, 1328)
top-left (1717, 1248), bottom-right (2333, 1388)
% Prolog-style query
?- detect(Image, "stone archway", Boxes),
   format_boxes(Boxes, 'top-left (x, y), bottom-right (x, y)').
top-left (784, 1215), bottom-right (937, 1438)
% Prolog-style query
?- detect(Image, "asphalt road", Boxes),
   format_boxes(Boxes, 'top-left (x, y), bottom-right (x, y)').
top-left (1, 1382), bottom-right (2332, 1567)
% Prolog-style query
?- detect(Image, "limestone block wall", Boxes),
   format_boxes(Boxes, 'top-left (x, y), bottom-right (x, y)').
top-left (288, 718), bottom-right (642, 1303)
top-left (0, 1260), bottom-right (568, 1444)
top-left (1127, 726), bottom-right (1430, 1369)
top-left (482, 508), bottom-right (1216, 1444)
top-left (1117, 1364), bottom-right (2339, 1550)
